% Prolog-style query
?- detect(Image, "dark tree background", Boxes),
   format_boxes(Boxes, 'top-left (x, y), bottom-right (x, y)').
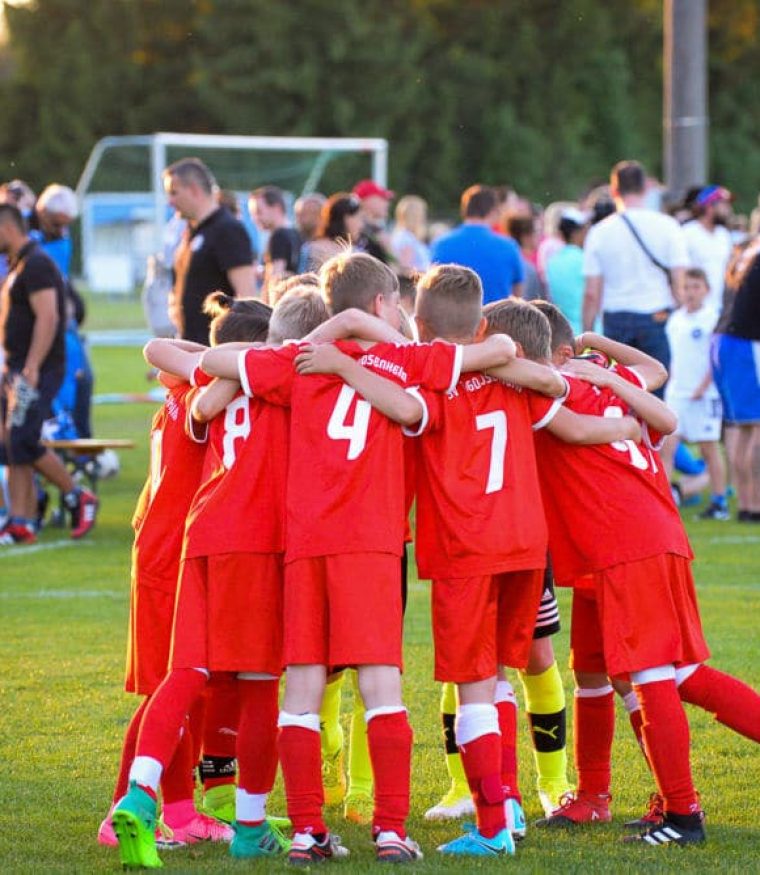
top-left (0, 0), bottom-right (758, 213)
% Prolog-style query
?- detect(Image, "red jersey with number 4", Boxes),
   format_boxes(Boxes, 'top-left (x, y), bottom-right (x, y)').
top-left (413, 374), bottom-right (562, 579)
top-left (533, 364), bottom-right (692, 584)
top-left (238, 339), bottom-right (460, 561)
top-left (132, 382), bottom-right (206, 586)
top-left (183, 390), bottom-right (289, 559)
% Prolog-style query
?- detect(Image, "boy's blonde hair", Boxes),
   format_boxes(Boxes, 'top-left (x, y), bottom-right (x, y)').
top-left (268, 287), bottom-right (329, 343)
top-left (320, 251), bottom-right (398, 315)
top-left (269, 272), bottom-right (320, 306)
top-left (484, 298), bottom-right (552, 361)
top-left (415, 264), bottom-right (483, 340)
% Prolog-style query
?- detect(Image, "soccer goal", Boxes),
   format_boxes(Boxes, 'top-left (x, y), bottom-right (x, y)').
top-left (75, 132), bottom-right (389, 292)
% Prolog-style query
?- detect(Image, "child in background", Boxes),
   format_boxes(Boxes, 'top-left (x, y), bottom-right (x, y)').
top-left (661, 267), bottom-right (728, 519)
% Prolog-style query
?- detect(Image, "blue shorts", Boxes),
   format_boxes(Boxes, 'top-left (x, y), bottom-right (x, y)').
top-left (712, 334), bottom-right (760, 425)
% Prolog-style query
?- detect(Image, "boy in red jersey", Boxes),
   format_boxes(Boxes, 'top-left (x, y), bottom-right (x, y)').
top-left (488, 299), bottom-right (760, 847)
top-left (400, 268), bottom-right (640, 856)
top-left (203, 252), bottom-right (516, 864)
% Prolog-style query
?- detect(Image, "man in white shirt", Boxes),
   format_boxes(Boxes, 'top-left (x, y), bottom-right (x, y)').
top-left (582, 160), bottom-right (689, 394)
top-left (682, 185), bottom-right (733, 311)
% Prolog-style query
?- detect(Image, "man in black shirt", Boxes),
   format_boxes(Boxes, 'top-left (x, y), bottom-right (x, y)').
top-left (164, 158), bottom-right (255, 343)
top-left (0, 204), bottom-right (97, 544)
top-left (249, 185), bottom-right (302, 302)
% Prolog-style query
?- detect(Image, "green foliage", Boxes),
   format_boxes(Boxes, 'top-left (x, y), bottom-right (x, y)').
top-left (0, 0), bottom-right (757, 212)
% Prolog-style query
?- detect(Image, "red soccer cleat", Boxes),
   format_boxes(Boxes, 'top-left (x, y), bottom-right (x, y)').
top-left (0, 522), bottom-right (37, 546)
top-left (535, 791), bottom-right (612, 828)
top-left (624, 792), bottom-right (664, 830)
top-left (71, 488), bottom-right (99, 539)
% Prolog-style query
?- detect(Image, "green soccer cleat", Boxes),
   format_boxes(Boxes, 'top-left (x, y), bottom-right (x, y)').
top-left (201, 783), bottom-right (236, 824)
top-left (229, 820), bottom-right (291, 858)
top-left (111, 782), bottom-right (163, 869)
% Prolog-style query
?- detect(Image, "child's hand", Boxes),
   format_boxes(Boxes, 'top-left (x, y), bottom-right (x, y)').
top-left (563, 357), bottom-right (613, 387)
top-left (294, 343), bottom-right (351, 376)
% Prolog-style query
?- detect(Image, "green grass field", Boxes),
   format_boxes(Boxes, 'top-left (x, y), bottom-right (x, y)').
top-left (2, 304), bottom-right (759, 872)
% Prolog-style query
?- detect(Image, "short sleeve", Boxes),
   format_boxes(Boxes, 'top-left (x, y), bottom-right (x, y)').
top-left (268, 228), bottom-right (295, 263)
top-left (508, 240), bottom-right (526, 284)
top-left (238, 345), bottom-right (298, 405)
top-left (612, 363), bottom-right (648, 391)
top-left (190, 365), bottom-right (214, 388)
top-left (25, 254), bottom-right (60, 294)
top-left (582, 226), bottom-right (602, 277)
top-left (666, 221), bottom-right (690, 269)
top-left (393, 341), bottom-right (461, 393)
top-left (526, 388), bottom-right (565, 431)
top-left (402, 386), bottom-right (439, 437)
top-left (214, 219), bottom-right (254, 272)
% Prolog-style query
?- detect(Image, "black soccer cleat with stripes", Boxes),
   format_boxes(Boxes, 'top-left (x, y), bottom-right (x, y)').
top-left (623, 811), bottom-right (706, 847)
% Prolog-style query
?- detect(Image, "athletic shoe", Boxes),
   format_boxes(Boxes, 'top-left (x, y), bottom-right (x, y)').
top-left (697, 503), bottom-right (730, 521)
top-left (70, 488), bottom-right (98, 539)
top-left (534, 791), bottom-right (612, 828)
top-left (505, 796), bottom-right (527, 840)
top-left (162, 811), bottom-right (233, 844)
top-left (623, 811), bottom-right (706, 846)
top-left (344, 791), bottom-right (373, 824)
top-left (322, 747), bottom-right (347, 807)
top-left (375, 830), bottom-right (423, 863)
top-left (111, 782), bottom-right (163, 869)
top-left (99, 809), bottom-right (179, 850)
top-left (288, 832), bottom-right (350, 865)
top-left (438, 825), bottom-right (515, 856)
top-left (229, 820), bottom-right (290, 858)
top-left (538, 781), bottom-right (574, 817)
top-left (0, 522), bottom-right (37, 546)
top-left (200, 784), bottom-right (236, 823)
top-left (424, 786), bottom-right (475, 820)
top-left (624, 792), bottom-right (664, 830)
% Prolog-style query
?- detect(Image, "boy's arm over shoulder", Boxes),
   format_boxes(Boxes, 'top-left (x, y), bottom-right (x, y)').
top-left (203, 343), bottom-right (298, 405)
top-left (575, 331), bottom-right (667, 391)
top-left (305, 309), bottom-right (408, 345)
top-left (488, 358), bottom-right (566, 398)
top-left (544, 406), bottom-right (642, 445)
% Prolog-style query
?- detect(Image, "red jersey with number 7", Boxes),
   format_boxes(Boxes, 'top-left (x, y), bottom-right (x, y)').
top-left (182, 390), bottom-right (289, 559)
top-left (533, 364), bottom-right (692, 584)
top-left (413, 373), bottom-right (562, 579)
top-left (238, 339), bottom-right (461, 561)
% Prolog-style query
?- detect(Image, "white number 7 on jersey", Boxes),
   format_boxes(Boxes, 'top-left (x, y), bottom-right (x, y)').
top-left (327, 385), bottom-right (372, 460)
top-left (475, 410), bottom-right (508, 494)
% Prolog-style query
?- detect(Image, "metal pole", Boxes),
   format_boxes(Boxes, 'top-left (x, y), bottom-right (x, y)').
top-left (663, 0), bottom-right (708, 201)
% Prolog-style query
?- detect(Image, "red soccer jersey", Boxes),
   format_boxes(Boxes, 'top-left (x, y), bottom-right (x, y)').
top-left (413, 373), bottom-right (562, 580)
top-left (182, 390), bottom-right (289, 559)
top-left (238, 339), bottom-right (460, 561)
top-left (131, 383), bottom-right (207, 585)
top-left (533, 364), bottom-right (692, 583)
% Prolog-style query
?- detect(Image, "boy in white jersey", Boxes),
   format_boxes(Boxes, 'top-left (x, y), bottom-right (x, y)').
top-left (662, 267), bottom-right (728, 519)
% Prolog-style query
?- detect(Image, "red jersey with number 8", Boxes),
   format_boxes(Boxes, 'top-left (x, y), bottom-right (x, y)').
top-left (533, 364), bottom-right (692, 583)
top-left (239, 339), bottom-right (460, 561)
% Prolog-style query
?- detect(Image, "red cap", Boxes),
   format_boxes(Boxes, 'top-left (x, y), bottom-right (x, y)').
top-left (352, 179), bottom-right (394, 201)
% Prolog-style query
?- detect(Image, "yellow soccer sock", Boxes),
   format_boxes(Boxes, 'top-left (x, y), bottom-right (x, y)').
top-left (519, 662), bottom-right (571, 803)
top-left (440, 682), bottom-right (468, 794)
top-left (347, 671), bottom-right (373, 798)
top-left (320, 672), bottom-right (345, 757)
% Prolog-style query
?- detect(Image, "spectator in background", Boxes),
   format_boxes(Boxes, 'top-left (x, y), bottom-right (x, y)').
top-left (390, 195), bottom-right (431, 273)
top-left (163, 157), bottom-right (254, 344)
top-left (536, 201), bottom-right (574, 284)
top-left (504, 213), bottom-right (545, 300)
top-left (682, 185), bottom-right (734, 312)
top-left (301, 192), bottom-right (363, 272)
top-left (0, 180), bottom-right (36, 284)
top-left (431, 184), bottom-right (524, 303)
top-left (295, 193), bottom-right (326, 243)
top-left (249, 185), bottom-right (302, 302)
top-left (582, 160), bottom-right (689, 388)
top-left (545, 208), bottom-right (590, 334)
top-left (352, 179), bottom-right (394, 262)
top-left (29, 184), bottom-right (78, 279)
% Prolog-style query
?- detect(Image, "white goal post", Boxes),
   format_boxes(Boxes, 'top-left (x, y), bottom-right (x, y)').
top-left (75, 132), bottom-right (389, 292)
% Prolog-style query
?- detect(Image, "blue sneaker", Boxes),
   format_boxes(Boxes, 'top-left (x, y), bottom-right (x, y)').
top-left (438, 825), bottom-right (515, 856)
top-left (229, 820), bottom-right (290, 858)
top-left (505, 797), bottom-right (527, 840)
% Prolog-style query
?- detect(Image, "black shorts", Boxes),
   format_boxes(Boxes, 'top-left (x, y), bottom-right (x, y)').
top-left (1, 368), bottom-right (62, 465)
top-left (533, 560), bottom-right (561, 639)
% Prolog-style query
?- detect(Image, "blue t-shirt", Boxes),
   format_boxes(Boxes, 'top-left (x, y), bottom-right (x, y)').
top-left (431, 224), bottom-right (525, 304)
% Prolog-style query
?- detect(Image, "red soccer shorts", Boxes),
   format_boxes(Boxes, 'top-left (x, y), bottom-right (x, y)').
top-left (124, 573), bottom-right (176, 696)
top-left (170, 553), bottom-right (284, 675)
top-left (431, 568), bottom-right (544, 683)
top-left (283, 553), bottom-right (403, 668)
top-left (569, 553), bottom-right (710, 677)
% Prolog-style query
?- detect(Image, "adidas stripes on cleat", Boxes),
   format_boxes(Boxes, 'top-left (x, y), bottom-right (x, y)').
top-left (229, 820), bottom-right (290, 858)
top-left (375, 831), bottom-right (423, 863)
top-left (70, 488), bottom-right (98, 539)
top-left (623, 811), bottom-right (706, 846)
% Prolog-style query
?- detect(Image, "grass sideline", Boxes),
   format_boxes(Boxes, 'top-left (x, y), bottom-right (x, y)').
top-left (1, 340), bottom-right (759, 873)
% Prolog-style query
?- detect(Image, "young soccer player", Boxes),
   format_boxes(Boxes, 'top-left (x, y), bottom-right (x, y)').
top-left (490, 299), bottom-right (760, 847)
top-left (203, 252), bottom-right (517, 864)
top-left (661, 267), bottom-right (728, 519)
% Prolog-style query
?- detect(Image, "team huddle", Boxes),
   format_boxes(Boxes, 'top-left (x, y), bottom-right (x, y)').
top-left (102, 252), bottom-right (760, 867)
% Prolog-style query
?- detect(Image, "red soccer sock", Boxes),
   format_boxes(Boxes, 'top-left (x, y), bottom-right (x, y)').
top-left (160, 717), bottom-right (196, 804)
top-left (679, 664), bottom-right (760, 743)
top-left (135, 668), bottom-right (208, 770)
top-left (237, 679), bottom-right (279, 795)
top-left (201, 673), bottom-right (239, 789)
top-left (112, 697), bottom-right (149, 803)
top-left (367, 710), bottom-right (412, 838)
top-left (634, 679), bottom-right (698, 815)
top-left (278, 720), bottom-right (326, 835)
top-left (459, 733), bottom-right (506, 838)
top-left (575, 688), bottom-right (615, 796)
top-left (496, 695), bottom-right (519, 801)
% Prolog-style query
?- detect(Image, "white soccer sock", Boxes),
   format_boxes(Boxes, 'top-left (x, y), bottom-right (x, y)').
top-left (495, 680), bottom-right (518, 706)
top-left (129, 755), bottom-right (163, 792)
top-left (277, 711), bottom-right (320, 733)
top-left (236, 787), bottom-right (268, 823)
top-left (455, 703), bottom-right (500, 747)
